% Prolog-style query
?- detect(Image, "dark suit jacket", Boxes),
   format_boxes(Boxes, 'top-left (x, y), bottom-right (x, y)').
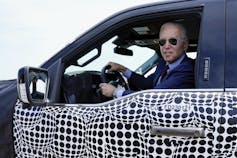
top-left (122, 55), bottom-right (195, 96)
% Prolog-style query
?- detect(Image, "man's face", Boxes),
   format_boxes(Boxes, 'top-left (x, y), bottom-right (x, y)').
top-left (159, 25), bottom-right (188, 64)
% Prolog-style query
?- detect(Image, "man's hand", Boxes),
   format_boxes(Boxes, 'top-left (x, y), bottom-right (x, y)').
top-left (108, 62), bottom-right (127, 73)
top-left (99, 83), bottom-right (116, 97)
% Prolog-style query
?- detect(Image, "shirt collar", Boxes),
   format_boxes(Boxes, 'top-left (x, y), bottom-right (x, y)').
top-left (166, 53), bottom-right (185, 71)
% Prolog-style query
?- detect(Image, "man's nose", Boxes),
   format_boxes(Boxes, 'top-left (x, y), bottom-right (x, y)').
top-left (163, 42), bottom-right (171, 49)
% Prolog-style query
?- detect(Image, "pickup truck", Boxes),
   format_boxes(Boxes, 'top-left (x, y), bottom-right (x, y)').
top-left (1, 0), bottom-right (237, 157)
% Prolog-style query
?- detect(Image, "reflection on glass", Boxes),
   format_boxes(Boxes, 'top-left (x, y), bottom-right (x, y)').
top-left (29, 71), bottom-right (47, 100)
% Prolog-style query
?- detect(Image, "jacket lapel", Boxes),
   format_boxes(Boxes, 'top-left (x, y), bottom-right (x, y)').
top-left (153, 60), bottom-right (166, 86)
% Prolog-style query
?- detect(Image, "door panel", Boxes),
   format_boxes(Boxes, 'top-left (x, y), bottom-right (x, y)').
top-left (223, 0), bottom-right (237, 157)
top-left (14, 90), bottom-right (226, 157)
top-left (225, 0), bottom-right (237, 88)
top-left (196, 0), bottom-right (225, 88)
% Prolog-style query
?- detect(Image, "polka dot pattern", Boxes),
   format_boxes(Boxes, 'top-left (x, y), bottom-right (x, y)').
top-left (13, 91), bottom-right (237, 157)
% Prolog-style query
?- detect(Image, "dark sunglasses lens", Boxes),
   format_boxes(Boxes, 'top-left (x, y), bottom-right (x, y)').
top-left (158, 39), bottom-right (166, 46)
top-left (169, 38), bottom-right (177, 45)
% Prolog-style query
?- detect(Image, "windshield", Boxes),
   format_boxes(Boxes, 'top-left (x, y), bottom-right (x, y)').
top-left (65, 36), bottom-right (157, 75)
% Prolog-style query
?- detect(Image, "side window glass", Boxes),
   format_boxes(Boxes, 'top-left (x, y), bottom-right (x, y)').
top-left (77, 49), bottom-right (98, 66)
top-left (65, 48), bottom-right (99, 74)
top-left (64, 36), bottom-right (156, 75)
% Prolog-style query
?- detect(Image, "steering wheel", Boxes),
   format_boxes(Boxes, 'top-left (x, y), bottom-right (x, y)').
top-left (100, 65), bottom-right (129, 90)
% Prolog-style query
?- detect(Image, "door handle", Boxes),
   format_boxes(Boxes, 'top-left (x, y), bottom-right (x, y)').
top-left (151, 126), bottom-right (205, 137)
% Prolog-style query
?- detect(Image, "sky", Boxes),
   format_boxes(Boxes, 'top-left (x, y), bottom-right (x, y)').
top-left (0, 0), bottom-right (163, 80)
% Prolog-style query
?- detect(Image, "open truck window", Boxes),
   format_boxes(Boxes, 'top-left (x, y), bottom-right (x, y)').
top-left (60, 10), bottom-right (201, 104)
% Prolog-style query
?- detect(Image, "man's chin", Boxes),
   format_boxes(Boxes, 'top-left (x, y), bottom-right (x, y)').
top-left (164, 57), bottom-right (173, 63)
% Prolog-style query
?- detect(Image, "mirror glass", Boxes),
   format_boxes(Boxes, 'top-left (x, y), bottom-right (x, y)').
top-left (77, 48), bottom-right (98, 66)
top-left (28, 70), bottom-right (48, 100)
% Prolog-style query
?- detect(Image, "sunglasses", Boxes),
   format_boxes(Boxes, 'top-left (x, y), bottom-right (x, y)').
top-left (158, 38), bottom-right (178, 46)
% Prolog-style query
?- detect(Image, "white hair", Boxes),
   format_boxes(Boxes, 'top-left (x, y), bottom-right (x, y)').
top-left (159, 22), bottom-right (188, 40)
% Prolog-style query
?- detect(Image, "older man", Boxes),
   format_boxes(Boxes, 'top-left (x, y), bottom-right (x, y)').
top-left (99, 22), bottom-right (195, 98)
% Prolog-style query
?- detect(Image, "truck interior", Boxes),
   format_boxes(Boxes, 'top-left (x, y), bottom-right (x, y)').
top-left (60, 10), bottom-right (201, 104)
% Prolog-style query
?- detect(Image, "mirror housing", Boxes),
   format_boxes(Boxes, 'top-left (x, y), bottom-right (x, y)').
top-left (17, 67), bottom-right (49, 105)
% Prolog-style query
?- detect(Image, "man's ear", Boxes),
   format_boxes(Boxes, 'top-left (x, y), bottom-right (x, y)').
top-left (183, 40), bottom-right (189, 52)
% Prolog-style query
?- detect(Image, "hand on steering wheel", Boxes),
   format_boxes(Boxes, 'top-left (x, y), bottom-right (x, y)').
top-left (97, 64), bottom-right (129, 100)
top-left (101, 64), bottom-right (129, 90)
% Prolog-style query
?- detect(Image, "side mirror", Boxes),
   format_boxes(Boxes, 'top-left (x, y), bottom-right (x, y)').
top-left (17, 67), bottom-right (49, 105)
